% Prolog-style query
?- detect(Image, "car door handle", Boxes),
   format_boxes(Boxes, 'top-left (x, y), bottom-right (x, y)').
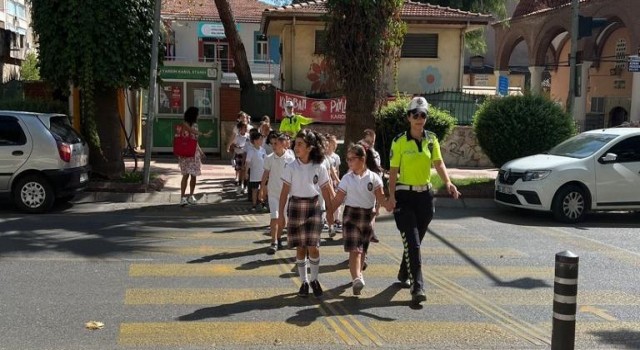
top-left (12, 151), bottom-right (23, 156)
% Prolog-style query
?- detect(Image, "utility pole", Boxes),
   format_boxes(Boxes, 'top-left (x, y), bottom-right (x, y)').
top-left (143, 0), bottom-right (162, 186)
top-left (567, 0), bottom-right (579, 116)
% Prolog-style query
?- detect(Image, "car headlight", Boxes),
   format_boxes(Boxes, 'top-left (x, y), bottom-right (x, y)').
top-left (522, 170), bottom-right (551, 181)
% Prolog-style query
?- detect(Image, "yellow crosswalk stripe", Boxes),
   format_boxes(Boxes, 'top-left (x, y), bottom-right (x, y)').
top-left (369, 322), bottom-right (527, 346)
top-left (119, 321), bottom-right (339, 346)
top-left (128, 263), bottom-right (552, 279)
top-left (148, 245), bottom-right (526, 258)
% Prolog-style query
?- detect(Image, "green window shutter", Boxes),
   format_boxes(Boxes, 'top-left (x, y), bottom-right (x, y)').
top-left (314, 30), bottom-right (327, 55)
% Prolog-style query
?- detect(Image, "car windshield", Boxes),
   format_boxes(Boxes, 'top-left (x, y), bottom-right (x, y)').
top-left (50, 116), bottom-right (83, 144)
top-left (548, 133), bottom-right (618, 158)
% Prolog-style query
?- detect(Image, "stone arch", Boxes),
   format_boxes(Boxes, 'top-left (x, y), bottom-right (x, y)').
top-left (533, 22), bottom-right (569, 68)
top-left (589, 20), bottom-right (626, 68)
top-left (496, 32), bottom-right (529, 71)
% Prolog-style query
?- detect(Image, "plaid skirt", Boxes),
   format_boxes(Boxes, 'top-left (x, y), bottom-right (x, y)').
top-left (286, 196), bottom-right (322, 248)
top-left (342, 205), bottom-right (375, 253)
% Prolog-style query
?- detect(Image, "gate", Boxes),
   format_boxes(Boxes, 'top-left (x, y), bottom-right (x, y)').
top-left (241, 83), bottom-right (276, 123)
top-left (422, 89), bottom-right (487, 125)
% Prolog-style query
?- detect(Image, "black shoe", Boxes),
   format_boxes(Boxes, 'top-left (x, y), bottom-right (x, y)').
top-left (309, 280), bottom-right (323, 297)
top-left (370, 234), bottom-right (379, 243)
top-left (298, 282), bottom-right (309, 297)
top-left (412, 289), bottom-right (427, 304)
top-left (277, 241), bottom-right (285, 250)
top-left (266, 243), bottom-right (277, 255)
top-left (397, 272), bottom-right (411, 289)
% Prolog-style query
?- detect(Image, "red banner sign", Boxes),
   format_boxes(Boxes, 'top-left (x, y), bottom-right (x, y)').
top-left (275, 91), bottom-right (346, 124)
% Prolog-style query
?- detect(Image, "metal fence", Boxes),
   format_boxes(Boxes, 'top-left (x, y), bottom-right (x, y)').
top-left (421, 89), bottom-right (488, 125)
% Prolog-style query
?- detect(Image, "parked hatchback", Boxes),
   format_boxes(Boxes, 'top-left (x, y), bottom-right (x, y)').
top-left (495, 127), bottom-right (640, 223)
top-left (0, 111), bottom-right (90, 213)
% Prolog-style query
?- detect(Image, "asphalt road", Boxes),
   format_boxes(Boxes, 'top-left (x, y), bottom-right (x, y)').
top-left (1, 192), bottom-right (639, 349)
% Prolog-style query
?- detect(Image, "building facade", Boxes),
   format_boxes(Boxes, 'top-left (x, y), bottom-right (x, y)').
top-left (0, 0), bottom-right (32, 82)
top-left (494, 0), bottom-right (640, 130)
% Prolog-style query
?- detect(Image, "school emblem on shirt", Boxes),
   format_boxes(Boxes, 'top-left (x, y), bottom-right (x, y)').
top-left (313, 174), bottom-right (318, 184)
top-left (367, 182), bottom-right (373, 191)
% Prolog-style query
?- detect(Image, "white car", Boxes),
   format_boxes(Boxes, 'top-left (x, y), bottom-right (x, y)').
top-left (0, 111), bottom-right (90, 213)
top-left (495, 127), bottom-right (640, 223)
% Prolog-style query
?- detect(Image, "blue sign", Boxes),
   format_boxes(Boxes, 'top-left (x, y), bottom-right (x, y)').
top-left (628, 56), bottom-right (640, 73)
top-left (498, 75), bottom-right (509, 96)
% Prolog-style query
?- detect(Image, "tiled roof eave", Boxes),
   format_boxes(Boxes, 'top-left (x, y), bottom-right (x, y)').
top-left (403, 16), bottom-right (491, 25)
top-left (162, 13), bottom-right (262, 23)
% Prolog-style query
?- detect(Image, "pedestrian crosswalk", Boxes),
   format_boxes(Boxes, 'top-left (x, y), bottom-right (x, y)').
top-left (117, 204), bottom-right (640, 348)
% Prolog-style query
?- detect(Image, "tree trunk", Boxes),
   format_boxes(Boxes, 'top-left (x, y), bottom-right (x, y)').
top-left (343, 84), bottom-right (377, 148)
top-left (88, 86), bottom-right (124, 179)
top-left (214, 0), bottom-right (254, 91)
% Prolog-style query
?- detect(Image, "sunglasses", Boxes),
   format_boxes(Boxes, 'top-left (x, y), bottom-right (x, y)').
top-left (411, 112), bottom-right (427, 119)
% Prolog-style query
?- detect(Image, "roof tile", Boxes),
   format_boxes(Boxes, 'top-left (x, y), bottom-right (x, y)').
top-left (162, 0), bottom-right (272, 23)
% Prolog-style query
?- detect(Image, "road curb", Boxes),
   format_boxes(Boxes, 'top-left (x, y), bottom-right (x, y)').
top-left (73, 192), bottom-right (223, 205)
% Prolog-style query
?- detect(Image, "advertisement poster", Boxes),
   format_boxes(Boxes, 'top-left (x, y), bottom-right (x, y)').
top-left (170, 86), bottom-right (182, 110)
top-left (275, 91), bottom-right (346, 124)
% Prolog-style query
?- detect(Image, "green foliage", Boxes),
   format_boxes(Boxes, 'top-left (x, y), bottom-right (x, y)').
top-left (0, 98), bottom-right (68, 114)
top-left (28, 0), bottom-right (158, 151)
top-left (324, 0), bottom-right (406, 101)
top-left (20, 52), bottom-right (40, 81)
top-left (374, 97), bottom-right (456, 169)
top-left (473, 94), bottom-right (577, 167)
top-left (413, 0), bottom-right (509, 55)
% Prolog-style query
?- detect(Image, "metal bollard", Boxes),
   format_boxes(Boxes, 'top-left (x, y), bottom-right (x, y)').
top-left (551, 250), bottom-right (579, 350)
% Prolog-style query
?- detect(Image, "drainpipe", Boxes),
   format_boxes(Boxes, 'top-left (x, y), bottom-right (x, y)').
top-left (459, 22), bottom-right (469, 89)
top-left (291, 16), bottom-right (296, 91)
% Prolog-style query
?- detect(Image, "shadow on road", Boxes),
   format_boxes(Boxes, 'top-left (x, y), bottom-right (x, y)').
top-left (428, 228), bottom-right (551, 290)
top-left (589, 329), bottom-right (640, 349)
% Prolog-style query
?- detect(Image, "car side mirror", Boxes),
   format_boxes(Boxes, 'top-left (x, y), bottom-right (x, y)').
top-left (599, 152), bottom-right (618, 164)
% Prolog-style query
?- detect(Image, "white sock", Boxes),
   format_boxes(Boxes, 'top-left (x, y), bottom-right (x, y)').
top-left (309, 257), bottom-right (320, 281)
top-left (296, 259), bottom-right (308, 283)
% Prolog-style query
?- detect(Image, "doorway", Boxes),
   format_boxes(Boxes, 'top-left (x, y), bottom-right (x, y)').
top-left (202, 41), bottom-right (231, 72)
top-left (608, 106), bottom-right (628, 127)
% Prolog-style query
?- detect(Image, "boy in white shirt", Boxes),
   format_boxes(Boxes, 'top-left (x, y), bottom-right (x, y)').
top-left (260, 133), bottom-right (295, 254)
top-left (325, 134), bottom-right (342, 236)
top-left (245, 129), bottom-right (268, 211)
top-left (229, 121), bottom-right (249, 194)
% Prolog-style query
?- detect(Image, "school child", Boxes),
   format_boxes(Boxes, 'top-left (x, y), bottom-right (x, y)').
top-left (325, 134), bottom-right (343, 236)
top-left (260, 133), bottom-right (295, 254)
top-left (329, 143), bottom-right (387, 295)
top-left (226, 112), bottom-right (254, 168)
top-left (278, 129), bottom-right (334, 297)
top-left (229, 121), bottom-right (249, 194)
top-left (245, 129), bottom-right (268, 212)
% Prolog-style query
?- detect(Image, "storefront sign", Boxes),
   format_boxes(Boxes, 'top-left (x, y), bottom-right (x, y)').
top-left (275, 91), bottom-right (346, 124)
top-left (160, 66), bottom-right (217, 80)
top-left (198, 22), bottom-right (240, 38)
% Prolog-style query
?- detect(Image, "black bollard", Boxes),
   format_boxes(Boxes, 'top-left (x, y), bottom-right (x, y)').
top-left (551, 250), bottom-right (579, 350)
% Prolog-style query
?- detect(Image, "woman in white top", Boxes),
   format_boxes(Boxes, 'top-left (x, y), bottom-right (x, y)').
top-left (279, 129), bottom-right (333, 298)
top-left (329, 143), bottom-right (388, 296)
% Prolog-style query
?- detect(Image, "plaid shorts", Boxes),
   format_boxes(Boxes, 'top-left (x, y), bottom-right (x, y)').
top-left (342, 205), bottom-right (375, 253)
top-left (234, 152), bottom-right (246, 171)
top-left (286, 196), bottom-right (322, 248)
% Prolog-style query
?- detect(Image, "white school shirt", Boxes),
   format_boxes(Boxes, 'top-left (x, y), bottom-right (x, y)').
top-left (337, 169), bottom-right (383, 209)
top-left (327, 152), bottom-right (341, 170)
top-left (245, 145), bottom-right (267, 182)
top-left (281, 159), bottom-right (330, 198)
top-left (263, 149), bottom-right (295, 197)
top-left (233, 133), bottom-right (248, 154)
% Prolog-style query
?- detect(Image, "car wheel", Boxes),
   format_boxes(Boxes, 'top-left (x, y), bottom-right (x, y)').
top-left (552, 184), bottom-right (588, 223)
top-left (12, 174), bottom-right (55, 213)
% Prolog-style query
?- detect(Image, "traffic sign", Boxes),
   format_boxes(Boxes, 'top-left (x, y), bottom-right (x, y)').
top-left (628, 55), bottom-right (640, 72)
top-left (498, 75), bottom-right (509, 96)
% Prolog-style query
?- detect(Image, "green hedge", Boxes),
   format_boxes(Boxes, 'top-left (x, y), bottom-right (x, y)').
top-left (374, 97), bottom-right (456, 169)
top-left (473, 94), bottom-right (576, 167)
top-left (0, 98), bottom-right (68, 114)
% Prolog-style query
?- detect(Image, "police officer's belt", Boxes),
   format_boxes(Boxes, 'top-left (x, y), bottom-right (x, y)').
top-left (396, 184), bottom-right (432, 192)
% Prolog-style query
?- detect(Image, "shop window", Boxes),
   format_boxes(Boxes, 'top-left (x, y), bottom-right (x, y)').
top-left (158, 82), bottom-right (184, 114)
top-left (187, 82), bottom-right (213, 116)
top-left (254, 31), bottom-right (268, 62)
top-left (401, 34), bottom-right (438, 58)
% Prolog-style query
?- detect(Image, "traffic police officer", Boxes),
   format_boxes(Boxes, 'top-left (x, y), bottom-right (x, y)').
top-left (279, 100), bottom-right (314, 137)
top-left (387, 96), bottom-right (461, 304)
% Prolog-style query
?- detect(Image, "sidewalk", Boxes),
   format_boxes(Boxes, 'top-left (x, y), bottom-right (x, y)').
top-left (75, 156), bottom-right (498, 208)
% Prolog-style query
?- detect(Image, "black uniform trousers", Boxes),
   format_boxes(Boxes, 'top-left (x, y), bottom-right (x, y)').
top-left (393, 189), bottom-right (434, 293)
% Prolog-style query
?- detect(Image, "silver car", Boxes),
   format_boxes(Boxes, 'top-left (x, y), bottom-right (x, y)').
top-left (0, 111), bottom-right (90, 213)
